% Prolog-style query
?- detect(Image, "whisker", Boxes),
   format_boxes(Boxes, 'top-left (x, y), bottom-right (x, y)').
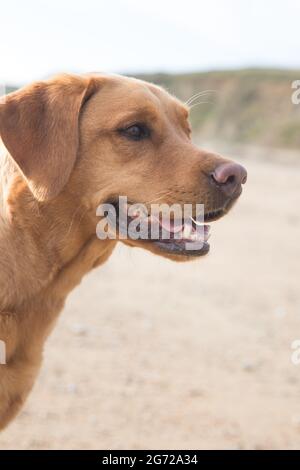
top-left (188, 100), bottom-right (213, 110)
top-left (185, 90), bottom-right (216, 106)
top-left (143, 190), bottom-right (180, 205)
top-left (185, 91), bottom-right (208, 105)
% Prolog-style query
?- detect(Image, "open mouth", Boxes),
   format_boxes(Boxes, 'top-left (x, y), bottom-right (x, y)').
top-left (151, 216), bottom-right (211, 257)
top-left (152, 207), bottom-right (228, 257)
top-left (106, 200), bottom-right (228, 258)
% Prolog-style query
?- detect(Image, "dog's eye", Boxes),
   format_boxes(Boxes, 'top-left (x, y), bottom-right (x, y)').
top-left (120, 124), bottom-right (150, 141)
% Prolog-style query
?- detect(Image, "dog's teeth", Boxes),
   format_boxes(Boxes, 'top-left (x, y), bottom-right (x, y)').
top-left (191, 216), bottom-right (204, 226)
top-left (183, 223), bottom-right (193, 238)
top-left (204, 225), bottom-right (211, 241)
top-left (192, 226), bottom-right (207, 241)
top-left (192, 232), bottom-right (203, 242)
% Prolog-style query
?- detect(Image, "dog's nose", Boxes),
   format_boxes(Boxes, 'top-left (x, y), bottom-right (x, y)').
top-left (211, 162), bottom-right (247, 197)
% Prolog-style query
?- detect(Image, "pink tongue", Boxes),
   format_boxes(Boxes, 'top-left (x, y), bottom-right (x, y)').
top-left (158, 217), bottom-right (183, 234)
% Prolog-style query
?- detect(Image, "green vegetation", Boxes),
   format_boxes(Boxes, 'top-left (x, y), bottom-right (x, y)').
top-left (135, 69), bottom-right (300, 149)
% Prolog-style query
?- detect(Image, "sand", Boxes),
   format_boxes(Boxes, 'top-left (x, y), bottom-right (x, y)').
top-left (1, 152), bottom-right (300, 450)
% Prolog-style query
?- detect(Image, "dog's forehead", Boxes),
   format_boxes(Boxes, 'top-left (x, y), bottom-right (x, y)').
top-left (92, 74), bottom-right (188, 120)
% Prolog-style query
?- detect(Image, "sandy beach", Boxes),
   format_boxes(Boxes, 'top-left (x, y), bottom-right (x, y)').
top-left (1, 151), bottom-right (300, 450)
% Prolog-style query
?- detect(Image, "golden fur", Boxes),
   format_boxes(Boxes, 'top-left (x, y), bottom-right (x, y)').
top-left (0, 73), bottom-right (241, 429)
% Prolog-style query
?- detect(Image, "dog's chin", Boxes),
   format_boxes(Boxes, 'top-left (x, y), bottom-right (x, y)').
top-left (122, 238), bottom-right (210, 262)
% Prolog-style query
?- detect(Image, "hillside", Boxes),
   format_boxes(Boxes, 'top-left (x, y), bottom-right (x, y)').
top-left (136, 69), bottom-right (300, 149)
top-left (2, 69), bottom-right (300, 149)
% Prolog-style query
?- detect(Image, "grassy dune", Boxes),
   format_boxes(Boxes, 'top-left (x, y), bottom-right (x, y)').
top-left (136, 69), bottom-right (300, 149)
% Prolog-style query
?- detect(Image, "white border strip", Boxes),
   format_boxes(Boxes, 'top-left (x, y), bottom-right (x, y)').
top-left (0, 81), bottom-right (7, 104)
top-left (0, 340), bottom-right (6, 365)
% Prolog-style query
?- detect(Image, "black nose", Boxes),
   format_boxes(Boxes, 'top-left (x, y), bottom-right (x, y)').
top-left (211, 162), bottom-right (247, 197)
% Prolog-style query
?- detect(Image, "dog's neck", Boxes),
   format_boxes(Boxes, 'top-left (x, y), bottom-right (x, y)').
top-left (0, 144), bottom-right (100, 310)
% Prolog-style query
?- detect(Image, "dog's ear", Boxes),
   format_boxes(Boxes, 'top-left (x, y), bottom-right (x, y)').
top-left (0, 75), bottom-right (98, 201)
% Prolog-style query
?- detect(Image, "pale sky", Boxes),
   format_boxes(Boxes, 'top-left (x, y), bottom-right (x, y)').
top-left (1, 0), bottom-right (299, 85)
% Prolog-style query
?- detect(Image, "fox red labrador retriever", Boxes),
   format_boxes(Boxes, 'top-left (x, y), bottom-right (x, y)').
top-left (0, 73), bottom-right (246, 429)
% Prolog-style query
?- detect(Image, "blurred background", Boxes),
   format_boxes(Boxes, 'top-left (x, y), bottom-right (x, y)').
top-left (1, 0), bottom-right (300, 450)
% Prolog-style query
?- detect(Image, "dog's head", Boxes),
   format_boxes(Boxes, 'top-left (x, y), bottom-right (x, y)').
top-left (0, 74), bottom-right (247, 261)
